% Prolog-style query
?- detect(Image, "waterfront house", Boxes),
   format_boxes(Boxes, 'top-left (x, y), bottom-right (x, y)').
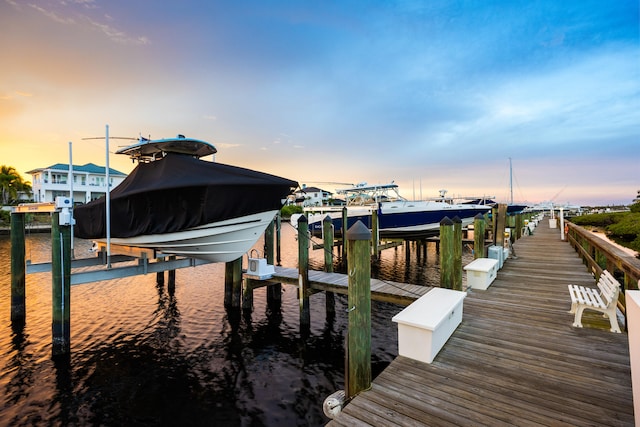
top-left (295, 185), bottom-right (333, 207)
top-left (27, 163), bottom-right (127, 204)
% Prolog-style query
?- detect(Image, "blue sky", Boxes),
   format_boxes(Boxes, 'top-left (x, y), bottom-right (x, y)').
top-left (1, 0), bottom-right (638, 205)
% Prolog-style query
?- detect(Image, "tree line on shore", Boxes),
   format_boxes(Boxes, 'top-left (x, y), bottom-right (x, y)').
top-left (570, 202), bottom-right (640, 253)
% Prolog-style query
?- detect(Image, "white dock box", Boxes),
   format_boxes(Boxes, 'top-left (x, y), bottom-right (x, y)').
top-left (463, 258), bottom-right (499, 290)
top-left (488, 245), bottom-right (504, 268)
top-left (392, 288), bottom-right (466, 364)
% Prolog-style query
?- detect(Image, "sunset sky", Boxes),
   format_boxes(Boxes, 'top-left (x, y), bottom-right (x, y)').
top-left (1, 0), bottom-right (638, 206)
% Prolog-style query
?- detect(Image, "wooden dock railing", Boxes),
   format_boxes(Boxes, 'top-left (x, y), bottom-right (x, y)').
top-left (566, 220), bottom-right (640, 316)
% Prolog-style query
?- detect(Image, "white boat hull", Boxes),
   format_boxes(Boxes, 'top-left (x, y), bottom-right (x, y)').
top-left (293, 201), bottom-right (489, 239)
top-left (104, 210), bottom-right (278, 263)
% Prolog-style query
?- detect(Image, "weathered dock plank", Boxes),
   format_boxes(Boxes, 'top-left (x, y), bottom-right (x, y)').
top-left (328, 218), bottom-right (634, 426)
top-left (247, 267), bottom-right (432, 306)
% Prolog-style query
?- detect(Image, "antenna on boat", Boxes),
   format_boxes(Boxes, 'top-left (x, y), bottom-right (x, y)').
top-left (68, 141), bottom-right (74, 259)
top-left (105, 125), bottom-right (111, 268)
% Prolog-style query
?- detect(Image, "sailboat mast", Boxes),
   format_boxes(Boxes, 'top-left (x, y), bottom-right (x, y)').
top-left (509, 157), bottom-right (513, 205)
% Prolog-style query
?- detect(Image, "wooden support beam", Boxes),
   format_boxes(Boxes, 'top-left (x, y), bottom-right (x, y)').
top-left (496, 204), bottom-right (507, 248)
top-left (371, 209), bottom-right (379, 260)
top-left (297, 215), bottom-right (310, 333)
top-left (231, 257), bottom-right (242, 308)
top-left (10, 211), bottom-right (26, 325)
top-left (346, 220), bottom-right (372, 400)
top-left (51, 212), bottom-right (71, 356)
top-left (323, 215), bottom-right (335, 317)
top-left (224, 261), bottom-right (234, 307)
top-left (341, 207), bottom-right (348, 268)
top-left (440, 217), bottom-right (454, 289)
top-left (167, 255), bottom-right (176, 291)
top-left (453, 216), bottom-right (462, 291)
top-left (264, 219), bottom-right (281, 306)
top-left (474, 213), bottom-right (486, 259)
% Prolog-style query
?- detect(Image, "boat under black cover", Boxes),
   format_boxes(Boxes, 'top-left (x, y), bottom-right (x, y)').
top-left (74, 153), bottom-right (297, 239)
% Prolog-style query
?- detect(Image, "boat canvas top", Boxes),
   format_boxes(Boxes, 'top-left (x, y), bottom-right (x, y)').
top-left (116, 135), bottom-right (217, 162)
top-left (335, 182), bottom-right (404, 206)
top-left (74, 152), bottom-right (297, 239)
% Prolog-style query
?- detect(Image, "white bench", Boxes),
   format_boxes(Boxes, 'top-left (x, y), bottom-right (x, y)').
top-left (568, 270), bottom-right (621, 333)
top-left (392, 288), bottom-right (466, 363)
top-left (464, 258), bottom-right (499, 290)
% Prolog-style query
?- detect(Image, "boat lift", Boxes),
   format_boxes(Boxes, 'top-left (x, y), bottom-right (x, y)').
top-left (10, 197), bottom-right (214, 356)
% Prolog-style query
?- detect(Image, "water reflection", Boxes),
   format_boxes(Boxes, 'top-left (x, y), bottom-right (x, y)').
top-left (0, 224), bottom-right (465, 426)
top-left (4, 326), bottom-right (33, 409)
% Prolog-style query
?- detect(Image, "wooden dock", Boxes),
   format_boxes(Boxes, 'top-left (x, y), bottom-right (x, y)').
top-left (247, 267), bottom-right (433, 306)
top-left (328, 220), bottom-right (634, 426)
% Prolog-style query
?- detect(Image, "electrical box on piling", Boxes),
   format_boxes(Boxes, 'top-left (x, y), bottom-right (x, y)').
top-left (245, 249), bottom-right (275, 279)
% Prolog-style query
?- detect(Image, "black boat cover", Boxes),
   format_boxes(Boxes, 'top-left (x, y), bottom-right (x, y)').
top-left (74, 154), bottom-right (298, 238)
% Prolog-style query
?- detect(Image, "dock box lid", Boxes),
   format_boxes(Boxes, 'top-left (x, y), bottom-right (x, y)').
top-left (463, 258), bottom-right (499, 272)
top-left (392, 288), bottom-right (466, 331)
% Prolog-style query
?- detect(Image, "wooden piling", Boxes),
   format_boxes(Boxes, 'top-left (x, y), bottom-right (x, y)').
top-left (323, 215), bottom-right (334, 272)
top-left (491, 206), bottom-right (498, 245)
top-left (231, 257), bottom-right (242, 308)
top-left (341, 207), bottom-right (348, 267)
top-left (167, 256), bottom-right (176, 291)
top-left (439, 217), bottom-right (454, 289)
top-left (496, 204), bottom-right (508, 247)
top-left (276, 213), bottom-right (282, 266)
top-left (345, 221), bottom-right (372, 400)
top-left (224, 258), bottom-right (242, 308)
top-left (405, 240), bottom-right (411, 264)
top-left (452, 216), bottom-right (462, 291)
top-left (323, 215), bottom-right (335, 317)
top-left (515, 213), bottom-right (523, 240)
top-left (297, 215), bottom-right (310, 332)
top-left (10, 211), bottom-right (26, 324)
top-left (224, 261), bottom-right (233, 307)
top-left (51, 212), bottom-right (71, 356)
top-left (242, 277), bottom-right (254, 311)
top-left (473, 213), bottom-right (486, 259)
top-left (264, 219), bottom-right (281, 305)
top-left (371, 209), bottom-right (379, 260)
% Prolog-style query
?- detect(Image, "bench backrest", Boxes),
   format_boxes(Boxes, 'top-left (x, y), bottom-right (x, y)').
top-left (597, 270), bottom-right (621, 307)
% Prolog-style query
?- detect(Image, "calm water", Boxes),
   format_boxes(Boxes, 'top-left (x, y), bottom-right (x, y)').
top-left (0, 223), bottom-right (471, 426)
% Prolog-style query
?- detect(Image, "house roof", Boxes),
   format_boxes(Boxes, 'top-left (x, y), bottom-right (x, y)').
top-left (299, 186), bottom-right (331, 194)
top-left (26, 163), bottom-right (127, 176)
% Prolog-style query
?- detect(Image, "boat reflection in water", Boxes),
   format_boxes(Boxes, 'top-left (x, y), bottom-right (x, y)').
top-left (74, 135), bottom-right (298, 263)
top-left (0, 223), bottom-right (466, 426)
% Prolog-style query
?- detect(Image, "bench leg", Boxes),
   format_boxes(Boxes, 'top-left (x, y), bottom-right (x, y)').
top-left (573, 305), bottom-right (621, 333)
top-left (605, 309), bottom-right (621, 333)
top-left (572, 306), bottom-right (585, 328)
top-left (568, 301), bottom-right (577, 314)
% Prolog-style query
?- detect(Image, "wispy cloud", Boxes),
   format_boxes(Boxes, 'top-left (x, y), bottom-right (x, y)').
top-left (85, 16), bottom-right (150, 45)
top-left (29, 4), bottom-right (76, 24)
top-left (0, 91), bottom-right (33, 100)
top-left (27, 1), bottom-right (149, 45)
top-left (216, 142), bottom-right (241, 149)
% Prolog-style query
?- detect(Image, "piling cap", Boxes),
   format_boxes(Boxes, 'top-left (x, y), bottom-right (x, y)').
top-left (297, 214), bottom-right (308, 224)
top-left (474, 213), bottom-right (485, 219)
top-left (346, 220), bottom-right (371, 240)
top-left (323, 215), bottom-right (332, 223)
top-left (452, 216), bottom-right (462, 223)
top-left (440, 216), bottom-right (453, 226)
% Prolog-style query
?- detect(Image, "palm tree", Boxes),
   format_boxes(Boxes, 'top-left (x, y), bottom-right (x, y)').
top-left (0, 165), bottom-right (32, 205)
